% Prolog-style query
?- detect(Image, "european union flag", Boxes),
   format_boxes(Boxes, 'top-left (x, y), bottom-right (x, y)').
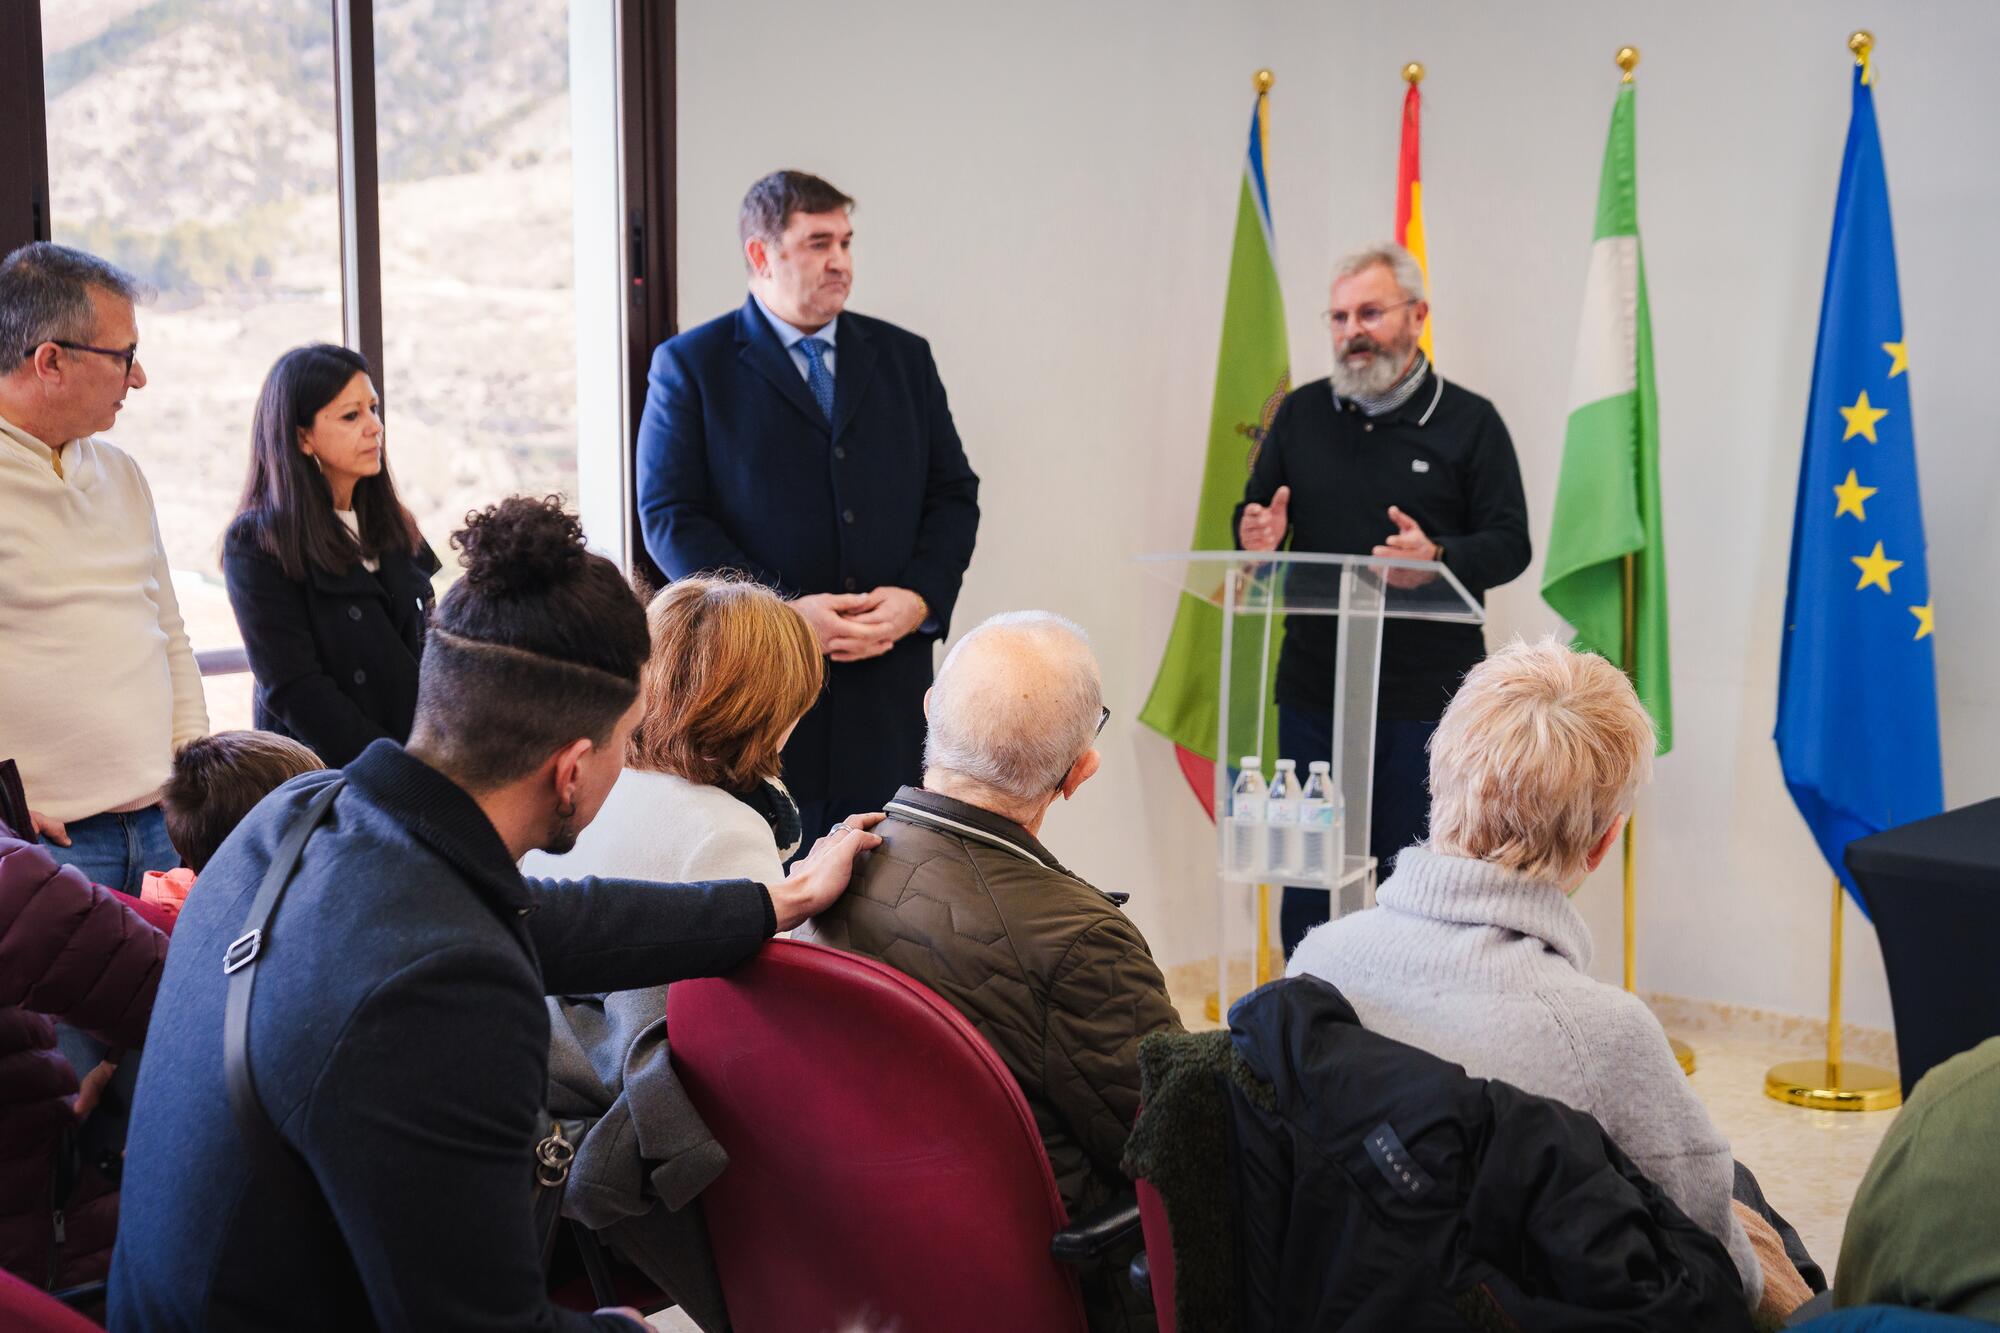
top-left (1776, 55), bottom-right (1944, 910)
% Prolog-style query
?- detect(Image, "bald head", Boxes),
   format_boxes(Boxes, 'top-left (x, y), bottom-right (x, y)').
top-left (924, 612), bottom-right (1103, 804)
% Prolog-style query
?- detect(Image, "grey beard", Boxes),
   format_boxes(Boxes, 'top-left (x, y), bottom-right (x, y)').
top-left (1330, 340), bottom-right (1416, 400)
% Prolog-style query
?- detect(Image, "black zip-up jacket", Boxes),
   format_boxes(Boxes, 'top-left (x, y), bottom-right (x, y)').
top-left (1225, 977), bottom-right (1754, 1332)
top-left (110, 741), bottom-right (776, 1332)
top-left (1236, 370), bottom-right (1530, 720)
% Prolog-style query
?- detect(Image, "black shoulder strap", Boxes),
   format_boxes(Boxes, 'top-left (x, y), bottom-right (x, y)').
top-left (223, 778), bottom-right (345, 1197)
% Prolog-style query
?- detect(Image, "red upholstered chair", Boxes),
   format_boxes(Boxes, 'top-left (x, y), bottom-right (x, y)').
top-left (0, 1270), bottom-right (106, 1332)
top-left (1135, 1177), bottom-right (1178, 1333)
top-left (670, 938), bottom-right (1138, 1332)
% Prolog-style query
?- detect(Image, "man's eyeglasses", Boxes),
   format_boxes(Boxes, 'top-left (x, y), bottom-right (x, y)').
top-left (1053, 706), bottom-right (1113, 796)
top-left (22, 341), bottom-right (140, 376)
top-left (1320, 299), bottom-right (1418, 334)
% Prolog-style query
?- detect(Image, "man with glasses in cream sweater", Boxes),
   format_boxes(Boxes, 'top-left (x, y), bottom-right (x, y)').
top-left (0, 242), bottom-right (207, 892)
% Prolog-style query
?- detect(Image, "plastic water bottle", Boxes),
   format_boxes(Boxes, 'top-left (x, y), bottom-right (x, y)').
top-left (1227, 759), bottom-right (1267, 878)
top-left (1266, 759), bottom-right (1301, 877)
top-left (1299, 761), bottom-right (1334, 882)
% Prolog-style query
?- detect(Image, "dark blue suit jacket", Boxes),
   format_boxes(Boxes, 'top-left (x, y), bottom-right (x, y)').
top-left (636, 296), bottom-right (980, 804)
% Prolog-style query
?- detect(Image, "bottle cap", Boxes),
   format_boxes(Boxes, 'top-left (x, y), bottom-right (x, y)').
top-left (1239, 756), bottom-right (1261, 769)
top-left (1308, 760), bottom-right (1331, 771)
top-left (1274, 758), bottom-right (1296, 768)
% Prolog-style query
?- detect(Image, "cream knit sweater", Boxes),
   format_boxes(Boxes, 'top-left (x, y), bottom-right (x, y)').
top-left (1287, 845), bottom-right (1763, 1307)
top-left (0, 417), bottom-right (208, 822)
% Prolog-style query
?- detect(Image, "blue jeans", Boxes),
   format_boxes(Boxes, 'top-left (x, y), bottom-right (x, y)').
top-left (41, 804), bottom-right (179, 895)
top-left (1277, 705), bottom-right (1438, 958)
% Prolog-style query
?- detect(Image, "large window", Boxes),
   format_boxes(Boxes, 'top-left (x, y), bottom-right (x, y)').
top-left (372, 0), bottom-right (578, 559)
top-left (41, 1), bottom-right (347, 730)
top-left (9, 2), bottom-right (660, 735)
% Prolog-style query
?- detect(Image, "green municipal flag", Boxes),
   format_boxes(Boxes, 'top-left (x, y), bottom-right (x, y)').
top-left (1139, 88), bottom-right (1291, 795)
top-left (1542, 83), bottom-right (1673, 753)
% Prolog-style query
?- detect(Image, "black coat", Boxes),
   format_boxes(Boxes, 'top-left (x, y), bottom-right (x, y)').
top-left (1237, 370), bottom-right (1530, 719)
top-left (223, 513), bottom-right (441, 767)
top-left (109, 741), bottom-right (776, 1332)
top-left (635, 296), bottom-right (980, 805)
top-left (1225, 977), bottom-right (1754, 1332)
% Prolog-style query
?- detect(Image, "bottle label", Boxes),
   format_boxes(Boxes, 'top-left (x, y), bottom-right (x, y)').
top-left (1267, 803), bottom-right (1297, 825)
top-left (1300, 806), bottom-right (1335, 828)
top-left (1233, 798), bottom-right (1264, 821)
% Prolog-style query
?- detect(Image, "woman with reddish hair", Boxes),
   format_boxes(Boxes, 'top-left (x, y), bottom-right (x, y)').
top-left (531, 573), bottom-right (825, 1331)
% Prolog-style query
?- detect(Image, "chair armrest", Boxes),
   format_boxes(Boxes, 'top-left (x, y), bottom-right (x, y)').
top-left (1049, 1191), bottom-right (1144, 1267)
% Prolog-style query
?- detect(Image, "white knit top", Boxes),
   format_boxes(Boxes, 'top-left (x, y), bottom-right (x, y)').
top-left (1287, 845), bottom-right (1763, 1306)
top-left (523, 767), bottom-right (785, 888)
top-left (0, 416), bottom-right (208, 822)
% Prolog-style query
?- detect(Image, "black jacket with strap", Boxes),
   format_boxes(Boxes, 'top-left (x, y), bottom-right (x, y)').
top-left (109, 740), bottom-right (776, 1332)
top-left (1225, 976), bottom-right (1754, 1332)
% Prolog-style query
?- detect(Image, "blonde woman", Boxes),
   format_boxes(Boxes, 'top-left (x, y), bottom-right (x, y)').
top-left (1287, 637), bottom-right (1811, 1319)
top-left (530, 575), bottom-right (826, 1331)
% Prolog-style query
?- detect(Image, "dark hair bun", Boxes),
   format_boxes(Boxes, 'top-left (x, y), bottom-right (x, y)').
top-left (452, 495), bottom-right (587, 595)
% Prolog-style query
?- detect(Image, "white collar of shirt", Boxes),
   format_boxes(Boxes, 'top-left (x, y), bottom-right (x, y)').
top-left (751, 290), bottom-right (838, 380)
top-left (0, 411), bottom-right (69, 473)
top-left (335, 506), bottom-right (380, 572)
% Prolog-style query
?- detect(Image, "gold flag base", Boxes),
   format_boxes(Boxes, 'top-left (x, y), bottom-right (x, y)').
top-left (1764, 1059), bottom-right (1900, 1112)
top-left (1765, 877), bottom-right (1901, 1113)
top-left (1671, 1037), bottom-right (1696, 1075)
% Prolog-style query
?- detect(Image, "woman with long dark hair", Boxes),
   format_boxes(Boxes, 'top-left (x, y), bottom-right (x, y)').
top-left (223, 343), bottom-right (439, 766)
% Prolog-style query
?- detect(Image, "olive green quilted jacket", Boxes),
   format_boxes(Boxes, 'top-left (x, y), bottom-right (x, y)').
top-left (796, 785), bottom-right (1185, 1216)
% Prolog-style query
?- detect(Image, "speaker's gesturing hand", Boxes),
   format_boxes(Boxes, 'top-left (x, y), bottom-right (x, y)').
top-left (1238, 485), bottom-right (1291, 552)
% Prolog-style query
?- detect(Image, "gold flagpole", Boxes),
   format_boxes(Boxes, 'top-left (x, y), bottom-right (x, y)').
top-left (1761, 31), bottom-right (1900, 1115)
top-left (1621, 546), bottom-right (1694, 1073)
top-left (1765, 877), bottom-right (1899, 1110)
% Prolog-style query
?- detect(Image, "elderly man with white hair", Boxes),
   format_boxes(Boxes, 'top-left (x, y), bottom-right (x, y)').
top-left (1237, 242), bottom-right (1530, 958)
top-left (1288, 638), bottom-right (1815, 1319)
top-left (799, 610), bottom-right (1181, 1333)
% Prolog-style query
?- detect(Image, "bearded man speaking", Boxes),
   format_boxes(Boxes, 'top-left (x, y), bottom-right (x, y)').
top-left (1236, 244), bottom-right (1529, 955)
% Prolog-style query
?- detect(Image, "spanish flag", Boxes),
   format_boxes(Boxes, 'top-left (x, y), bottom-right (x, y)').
top-left (1396, 73), bottom-right (1435, 361)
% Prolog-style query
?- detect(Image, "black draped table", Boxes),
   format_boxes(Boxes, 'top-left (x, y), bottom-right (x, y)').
top-left (1845, 797), bottom-right (2000, 1097)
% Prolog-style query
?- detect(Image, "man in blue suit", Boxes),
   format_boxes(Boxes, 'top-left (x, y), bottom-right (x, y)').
top-left (638, 170), bottom-right (980, 847)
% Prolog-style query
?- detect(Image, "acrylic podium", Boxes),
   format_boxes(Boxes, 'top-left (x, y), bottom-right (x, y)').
top-left (1138, 550), bottom-right (1485, 1017)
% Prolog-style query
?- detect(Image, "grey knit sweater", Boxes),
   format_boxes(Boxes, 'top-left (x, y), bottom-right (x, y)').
top-left (1286, 845), bottom-right (1763, 1307)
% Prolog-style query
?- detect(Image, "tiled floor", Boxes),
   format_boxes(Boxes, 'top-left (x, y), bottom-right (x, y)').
top-left (648, 965), bottom-right (1900, 1329)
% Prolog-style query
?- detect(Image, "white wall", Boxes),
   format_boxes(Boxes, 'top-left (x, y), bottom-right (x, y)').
top-left (675, 0), bottom-right (2000, 1027)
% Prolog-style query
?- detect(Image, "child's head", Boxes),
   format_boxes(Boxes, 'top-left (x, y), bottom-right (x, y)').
top-left (162, 731), bottom-right (325, 871)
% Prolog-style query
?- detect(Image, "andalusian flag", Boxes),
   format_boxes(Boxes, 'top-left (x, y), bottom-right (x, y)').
top-left (1139, 78), bottom-right (1291, 814)
top-left (1396, 71), bottom-right (1435, 361)
top-left (1542, 80), bottom-right (1673, 753)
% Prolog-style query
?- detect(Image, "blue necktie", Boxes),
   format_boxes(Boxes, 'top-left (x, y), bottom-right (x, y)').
top-left (798, 337), bottom-right (835, 422)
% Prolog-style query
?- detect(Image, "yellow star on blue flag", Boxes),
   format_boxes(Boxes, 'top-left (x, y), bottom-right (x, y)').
top-left (1776, 56), bottom-right (1943, 911)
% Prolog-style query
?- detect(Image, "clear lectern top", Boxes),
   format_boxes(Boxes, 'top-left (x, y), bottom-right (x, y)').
top-left (1139, 550), bottom-right (1485, 1013)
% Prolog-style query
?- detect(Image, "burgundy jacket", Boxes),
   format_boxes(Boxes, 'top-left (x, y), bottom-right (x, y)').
top-left (0, 833), bottom-right (168, 1289)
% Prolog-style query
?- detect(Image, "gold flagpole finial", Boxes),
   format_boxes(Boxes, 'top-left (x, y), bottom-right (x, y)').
top-left (1616, 47), bottom-right (1640, 82)
top-left (1402, 62), bottom-right (1425, 85)
top-left (1849, 30), bottom-right (1874, 63)
top-left (1254, 68), bottom-right (1275, 94)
